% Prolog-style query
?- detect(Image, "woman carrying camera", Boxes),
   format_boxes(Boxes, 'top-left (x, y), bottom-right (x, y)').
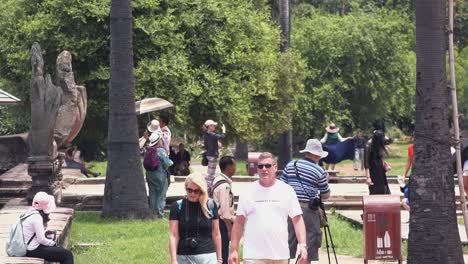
top-left (23, 192), bottom-right (74, 263)
top-left (169, 174), bottom-right (222, 264)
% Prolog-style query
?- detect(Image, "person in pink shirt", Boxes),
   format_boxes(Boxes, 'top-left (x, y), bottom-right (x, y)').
top-left (22, 192), bottom-right (74, 264)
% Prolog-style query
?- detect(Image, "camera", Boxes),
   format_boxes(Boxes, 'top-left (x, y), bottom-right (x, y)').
top-left (183, 237), bottom-right (198, 249)
top-left (308, 197), bottom-right (321, 210)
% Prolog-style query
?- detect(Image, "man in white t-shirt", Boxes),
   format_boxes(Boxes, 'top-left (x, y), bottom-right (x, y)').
top-left (228, 152), bottom-right (308, 264)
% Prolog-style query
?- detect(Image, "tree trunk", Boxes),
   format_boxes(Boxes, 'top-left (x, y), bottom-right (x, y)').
top-left (277, 0), bottom-right (292, 170)
top-left (235, 139), bottom-right (248, 161)
top-left (102, 0), bottom-right (152, 219)
top-left (408, 1), bottom-right (464, 263)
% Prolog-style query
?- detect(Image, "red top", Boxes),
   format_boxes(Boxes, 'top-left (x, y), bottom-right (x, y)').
top-left (408, 144), bottom-right (414, 163)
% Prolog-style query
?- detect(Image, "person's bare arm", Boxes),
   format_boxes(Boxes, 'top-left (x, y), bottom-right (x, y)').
top-left (169, 220), bottom-right (179, 264)
top-left (291, 215), bottom-right (308, 263)
top-left (228, 215), bottom-right (245, 264)
top-left (212, 219), bottom-right (223, 263)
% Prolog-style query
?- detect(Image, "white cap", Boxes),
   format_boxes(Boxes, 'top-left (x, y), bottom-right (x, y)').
top-left (204, 120), bottom-right (218, 127)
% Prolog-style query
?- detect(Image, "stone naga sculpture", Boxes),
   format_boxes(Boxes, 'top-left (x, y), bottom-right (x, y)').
top-left (29, 43), bottom-right (62, 158)
top-left (54, 51), bottom-right (87, 149)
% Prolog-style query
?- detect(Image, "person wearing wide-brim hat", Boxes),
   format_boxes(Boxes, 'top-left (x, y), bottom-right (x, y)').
top-left (279, 139), bottom-right (331, 262)
top-left (145, 132), bottom-right (173, 218)
top-left (203, 119), bottom-right (226, 196)
top-left (320, 123), bottom-right (344, 171)
top-left (139, 119), bottom-right (161, 150)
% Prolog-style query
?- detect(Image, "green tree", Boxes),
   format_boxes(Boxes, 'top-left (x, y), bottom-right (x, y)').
top-left (0, 0), bottom-right (304, 156)
top-left (291, 5), bottom-right (415, 136)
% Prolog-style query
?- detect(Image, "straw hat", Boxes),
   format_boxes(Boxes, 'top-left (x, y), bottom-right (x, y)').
top-left (326, 123), bottom-right (339, 133)
top-left (299, 139), bottom-right (328, 158)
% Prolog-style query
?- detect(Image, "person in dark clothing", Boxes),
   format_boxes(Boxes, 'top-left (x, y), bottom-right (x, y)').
top-left (365, 130), bottom-right (391, 194)
top-left (203, 120), bottom-right (226, 196)
top-left (175, 143), bottom-right (191, 176)
top-left (353, 130), bottom-right (367, 171)
top-left (168, 174), bottom-right (222, 263)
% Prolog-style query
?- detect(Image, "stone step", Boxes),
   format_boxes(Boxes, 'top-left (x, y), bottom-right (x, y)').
top-left (0, 187), bottom-right (28, 198)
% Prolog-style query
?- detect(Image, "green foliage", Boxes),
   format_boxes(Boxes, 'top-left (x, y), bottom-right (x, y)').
top-left (0, 0), bottom-right (305, 157)
top-left (291, 6), bottom-right (415, 136)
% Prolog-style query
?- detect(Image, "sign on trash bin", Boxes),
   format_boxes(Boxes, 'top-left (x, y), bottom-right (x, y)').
top-left (247, 152), bottom-right (262, 176)
top-left (363, 195), bottom-right (402, 264)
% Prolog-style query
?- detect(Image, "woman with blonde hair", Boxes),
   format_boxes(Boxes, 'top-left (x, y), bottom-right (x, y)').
top-left (169, 174), bottom-right (222, 264)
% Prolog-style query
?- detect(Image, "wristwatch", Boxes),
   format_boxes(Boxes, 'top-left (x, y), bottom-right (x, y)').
top-left (298, 243), bottom-right (307, 250)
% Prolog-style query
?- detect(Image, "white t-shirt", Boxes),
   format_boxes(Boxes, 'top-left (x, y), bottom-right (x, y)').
top-left (236, 180), bottom-right (302, 260)
top-left (463, 160), bottom-right (468, 177)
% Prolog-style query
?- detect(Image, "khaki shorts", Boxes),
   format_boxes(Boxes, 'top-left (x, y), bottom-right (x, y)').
top-left (243, 259), bottom-right (289, 264)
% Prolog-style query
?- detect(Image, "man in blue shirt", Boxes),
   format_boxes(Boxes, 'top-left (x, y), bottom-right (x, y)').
top-left (280, 138), bottom-right (331, 262)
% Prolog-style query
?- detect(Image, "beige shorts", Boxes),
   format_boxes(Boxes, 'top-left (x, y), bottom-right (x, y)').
top-left (243, 259), bottom-right (289, 264)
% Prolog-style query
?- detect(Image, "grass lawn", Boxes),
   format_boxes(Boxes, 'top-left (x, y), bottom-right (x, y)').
top-left (326, 213), bottom-right (408, 258)
top-left (69, 212), bottom-right (171, 263)
top-left (69, 211), bottom-right (410, 263)
top-left (86, 161), bottom-right (107, 177)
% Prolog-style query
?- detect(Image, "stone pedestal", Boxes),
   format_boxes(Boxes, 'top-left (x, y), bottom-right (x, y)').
top-left (27, 155), bottom-right (63, 204)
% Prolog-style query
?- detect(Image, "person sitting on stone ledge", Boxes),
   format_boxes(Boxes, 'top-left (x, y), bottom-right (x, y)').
top-left (22, 192), bottom-right (74, 264)
top-left (64, 146), bottom-right (100, 177)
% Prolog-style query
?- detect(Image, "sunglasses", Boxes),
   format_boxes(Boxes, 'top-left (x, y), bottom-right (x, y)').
top-left (186, 188), bottom-right (201, 194)
top-left (257, 164), bottom-right (273, 169)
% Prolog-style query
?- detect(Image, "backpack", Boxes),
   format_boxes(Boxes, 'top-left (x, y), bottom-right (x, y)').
top-left (208, 179), bottom-right (228, 198)
top-left (176, 198), bottom-right (216, 219)
top-left (210, 179), bottom-right (234, 207)
top-left (5, 211), bottom-right (38, 257)
top-left (143, 146), bottom-right (160, 171)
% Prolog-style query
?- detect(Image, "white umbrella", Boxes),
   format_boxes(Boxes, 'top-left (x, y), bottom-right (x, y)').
top-left (135, 97), bottom-right (173, 115)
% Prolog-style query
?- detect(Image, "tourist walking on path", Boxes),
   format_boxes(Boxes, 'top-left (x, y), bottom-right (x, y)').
top-left (353, 130), bottom-right (367, 171)
top-left (320, 123), bottom-right (345, 171)
top-left (280, 139), bottom-right (331, 263)
top-left (228, 152), bottom-right (308, 264)
top-left (145, 132), bottom-right (173, 218)
top-left (365, 130), bottom-right (391, 194)
top-left (169, 174), bottom-right (222, 264)
top-left (203, 119), bottom-right (225, 196)
top-left (23, 192), bottom-right (74, 264)
top-left (212, 156), bottom-right (236, 264)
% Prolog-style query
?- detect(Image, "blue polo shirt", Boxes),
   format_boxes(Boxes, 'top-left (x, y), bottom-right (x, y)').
top-left (280, 158), bottom-right (330, 202)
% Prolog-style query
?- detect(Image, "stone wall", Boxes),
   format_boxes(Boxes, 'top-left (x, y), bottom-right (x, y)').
top-left (0, 133), bottom-right (28, 173)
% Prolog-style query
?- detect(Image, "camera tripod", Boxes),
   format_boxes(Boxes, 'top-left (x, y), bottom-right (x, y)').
top-left (320, 202), bottom-right (339, 264)
top-left (294, 203), bottom-right (338, 264)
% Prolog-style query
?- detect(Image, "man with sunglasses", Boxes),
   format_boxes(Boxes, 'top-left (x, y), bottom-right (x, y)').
top-left (280, 139), bottom-right (331, 263)
top-left (229, 152), bottom-right (308, 264)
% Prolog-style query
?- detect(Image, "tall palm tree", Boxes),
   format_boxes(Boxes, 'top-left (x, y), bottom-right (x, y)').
top-left (102, 0), bottom-right (152, 218)
top-left (408, 0), bottom-right (463, 262)
top-left (277, 0), bottom-right (292, 169)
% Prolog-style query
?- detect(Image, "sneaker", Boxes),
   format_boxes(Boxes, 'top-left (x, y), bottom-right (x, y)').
top-left (397, 176), bottom-right (405, 188)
